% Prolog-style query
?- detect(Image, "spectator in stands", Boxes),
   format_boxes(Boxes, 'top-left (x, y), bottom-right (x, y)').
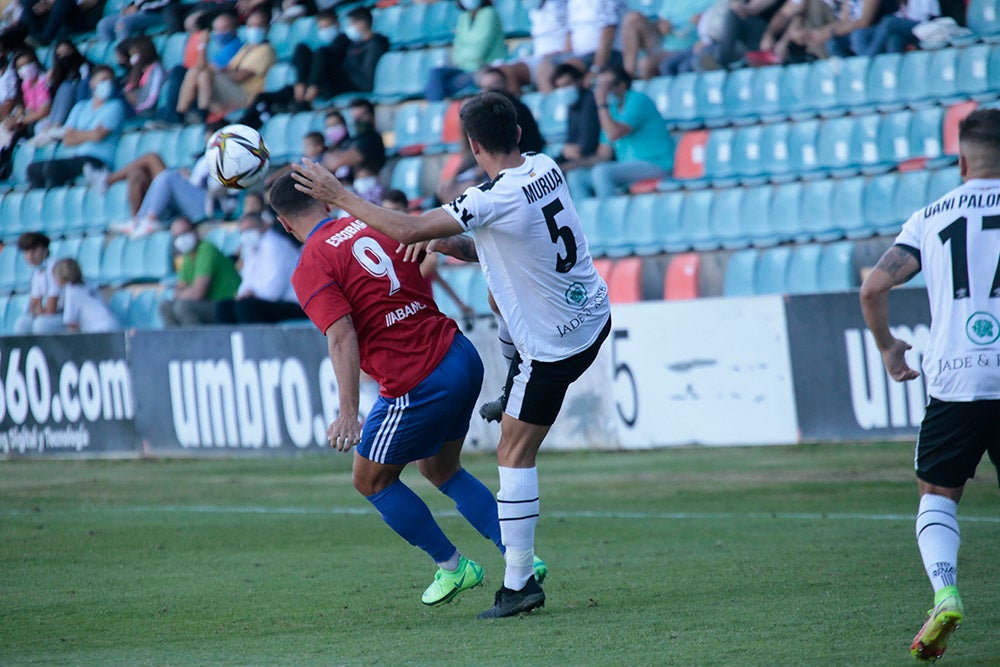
top-left (713, 0), bottom-right (785, 67)
top-left (39, 40), bottom-right (92, 132)
top-left (861, 0), bottom-right (938, 55)
top-left (12, 232), bottom-right (64, 335)
top-left (566, 65), bottom-right (674, 200)
top-left (95, 122), bottom-right (226, 237)
top-left (0, 48), bottom-right (50, 172)
top-left (322, 98), bottom-right (385, 204)
top-left (288, 10), bottom-right (349, 107)
top-left (644, 1), bottom-right (730, 76)
top-left (176, 9), bottom-right (276, 123)
top-left (159, 216), bottom-right (241, 327)
top-left (96, 0), bottom-right (175, 43)
top-left (17, 0), bottom-right (103, 47)
top-left (122, 36), bottom-right (165, 118)
top-left (0, 42), bottom-right (17, 178)
top-left (25, 65), bottom-right (125, 189)
top-left (550, 63), bottom-right (601, 171)
top-left (264, 130), bottom-right (326, 187)
top-left (476, 66), bottom-right (544, 154)
top-left (803, 0), bottom-right (900, 57)
top-left (759, 0), bottom-right (838, 63)
top-left (215, 212), bottom-right (304, 324)
top-left (535, 0), bottom-right (627, 94)
top-left (52, 258), bottom-right (120, 333)
top-left (274, 0), bottom-right (316, 23)
top-left (323, 109), bottom-right (349, 151)
top-left (496, 0), bottom-right (567, 96)
top-left (424, 0), bottom-right (506, 102)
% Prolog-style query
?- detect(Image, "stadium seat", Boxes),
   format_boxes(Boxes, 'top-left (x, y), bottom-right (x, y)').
top-left (114, 131), bottom-right (142, 171)
top-left (261, 113), bottom-right (293, 162)
top-left (927, 48), bottom-right (962, 105)
top-left (390, 157), bottom-right (424, 203)
top-left (99, 235), bottom-right (127, 286)
top-left (877, 110), bottom-right (914, 167)
top-left (161, 32), bottom-right (187, 70)
top-left (392, 102), bottom-right (425, 155)
top-left (754, 245), bottom-right (791, 295)
top-left (0, 246), bottom-right (18, 293)
top-left (751, 66), bottom-right (784, 121)
top-left (598, 195), bottom-right (632, 258)
top-left (77, 235), bottom-right (104, 282)
top-left (768, 181), bottom-right (804, 240)
top-left (0, 294), bottom-right (9, 333)
top-left (804, 58), bottom-right (844, 117)
top-left (372, 5), bottom-right (403, 46)
top-left (703, 128), bottom-right (736, 186)
top-left (144, 231), bottom-right (174, 282)
top-left (49, 235), bottom-right (80, 262)
top-left (867, 53), bottom-right (903, 112)
top-left (267, 21), bottom-right (293, 60)
top-left (732, 125), bottom-right (765, 184)
top-left (956, 45), bottom-right (993, 100)
top-left (108, 288), bottom-right (132, 325)
top-left (927, 167), bottom-right (961, 202)
top-left (797, 180), bottom-right (837, 242)
top-left (623, 193), bottom-right (663, 255)
top-left (644, 76), bottom-right (674, 124)
top-left (420, 101), bottom-right (449, 153)
top-left (787, 119), bottom-right (822, 177)
top-left (831, 176), bottom-right (871, 239)
top-left (852, 114), bottom-right (888, 175)
top-left (12, 246), bottom-right (31, 292)
top-left (740, 185), bottom-right (779, 247)
top-left (4, 294), bottom-right (30, 333)
top-left (0, 191), bottom-right (26, 239)
top-left (176, 124), bottom-right (207, 168)
top-left (722, 67), bottom-right (757, 125)
top-left (495, 0), bottom-right (529, 37)
top-left (663, 252), bottom-right (700, 300)
top-left (666, 72), bottom-right (700, 128)
top-left (897, 50), bottom-right (933, 108)
top-left (779, 62), bottom-right (812, 120)
top-left (817, 116), bottom-right (858, 176)
top-left (966, 0), bottom-right (1000, 40)
top-left (644, 191), bottom-right (686, 252)
top-left (893, 170), bottom-right (931, 227)
top-left (121, 236), bottom-right (147, 284)
top-left (127, 287), bottom-right (161, 328)
top-left (20, 190), bottom-right (45, 235)
top-left (263, 63), bottom-right (295, 94)
top-left (708, 187), bottom-right (749, 249)
top-left (673, 189), bottom-right (715, 251)
top-left (722, 249), bottom-right (757, 296)
top-left (40, 187), bottom-right (69, 237)
top-left (606, 257), bottom-right (642, 303)
top-left (760, 122), bottom-right (793, 182)
top-left (105, 182), bottom-right (130, 228)
top-left (786, 244), bottom-right (823, 294)
top-left (818, 241), bottom-right (856, 293)
top-left (910, 107), bottom-right (945, 164)
top-left (864, 173), bottom-right (900, 231)
top-left (837, 56), bottom-right (873, 114)
top-left (672, 130), bottom-right (709, 184)
top-left (539, 87), bottom-right (577, 145)
top-left (696, 70), bottom-right (729, 127)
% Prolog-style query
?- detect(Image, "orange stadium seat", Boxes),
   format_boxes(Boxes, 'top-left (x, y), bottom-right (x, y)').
top-left (607, 257), bottom-right (642, 304)
top-left (672, 130), bottom-right (709, 182)
top-left (664, 253), bottom-right (700, 300)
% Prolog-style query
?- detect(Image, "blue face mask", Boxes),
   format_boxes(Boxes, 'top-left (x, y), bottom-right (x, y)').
top-left (93, 79), bottom-right (113, 102)
top-left (344, 24), bottom-right (362, 42)
top-left (318, 25), bottom-right (339, 43)
top-left (244, 26), bottom-right (266, 45)
top-left (460, 0), bottom-right (482, 10)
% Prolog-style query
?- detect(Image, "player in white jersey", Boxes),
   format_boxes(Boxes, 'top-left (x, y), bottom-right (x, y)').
top-left (860, 108), bottom-right (1000, 662)
top-left (292, 92), bottom-right (611, 619)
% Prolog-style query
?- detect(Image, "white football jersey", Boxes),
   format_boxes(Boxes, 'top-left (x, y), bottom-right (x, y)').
top-left (895, 178), bottom-right (1000, 401)
top-left (443, 153), bottom-right (610, 362)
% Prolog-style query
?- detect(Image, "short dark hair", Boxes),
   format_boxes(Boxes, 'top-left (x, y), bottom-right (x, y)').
top-left (17, 232), bottom-right (50, 251)
top-left (316, 9), bottom-right (338, 23)
top-left (348, 98), bottom-right (374, 115)
top-left (600, 64), bottom-right (632, 88)
top-left (304, 131), bottom-right (325, 145)
top-left (345, 6), bottom-right (372, 26)
top-left (460, 92), bottom-right (519, 155)
top-left (959, 108), bottom-right (1000, 151)
top-left (268, 172), bottom-right (321, 220)
top-left (382, 188), bottom-right (409, 209)
top-left (551, 62), bottom-right (584, 88)
top-left (480, 66), bottom-right (506, 82)
top-left (91, 64), bottom-right (115, 79)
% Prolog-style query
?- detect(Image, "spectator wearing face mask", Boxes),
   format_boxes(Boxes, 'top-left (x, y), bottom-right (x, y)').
top-left (38, 40), bottom-right (92, 133)
top-left (424, 0), bottom-right (506, 101)
top-left (96, 0), bottom-right (176, 42)
top-left (25, 65), bottom-right (125, 189)
top-left (549, 63), bottom-right (602, 172)
top-left (321, 98), bottom-right (386, 204)
top-left (215, 213), bottom-right (305, 324)
top-left (52, 258), bottom-right (120, 333)
top-left (159, 216), bottom-right (242, 327)
top-left (0, 49), bottom-right (50, 173)
top-left (122, 36), bottom-right (165, 117)
top-left (475, 66), bottom-right (544, 154)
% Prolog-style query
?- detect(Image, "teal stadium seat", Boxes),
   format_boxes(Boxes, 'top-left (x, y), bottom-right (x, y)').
top-left (831, 176), bottom-right (870, 239)
top-left (787, 119), bottom-right (822, 177)
top-left (372, 5), bottom-right (403, 47)
top-left (805, 58), bottom-right (844, 118)
top-left (624, 193), bottom-right (665, 255)
top-left (927, 167), bottom-right (961, 202)
top-left (817, 116), bottom-right (858, 176)
top-left (398, 3), bottom-right (430, 47)
top-left (61, 185), bottom-right (87, 235)
top-left (392, 103), bottom-right (424, 154)
top-left (12, 247), bottom-right (31, 292)
top-left (114, 131), bottom-right (142, 170)
top-left (77, 235), bottom-right (104, 281)
top-left (423, 1), bottom-right (459, 44)
top-left (893, 170), bottom-right (931, 226)
top-left (81, 187), bottom-right (108, 234)
top-left (421, 101), bottom-right (449, 153)
top-left (722, 67), bottom-right (756, 125)
top-left (797, 180), bottom-right (837, 242)
top-left (176, 124), bottom-right (207, 168)
top-left (108, 289), bottom-right (133, 325)
top-left (897, 50), bottom-right (933, 108)
top-left (768, 181), bottom-right (804, 240)
top-left (99, 235), bottom-right (127, 286)
top-left (50, 235), bottom-right (81, 261)
top-left (389, 157), bottom-right (424, 202)
top-left (697, 70), bottom-right (728, 127)
top-left (263, 63), bottom-right (295, 94)
top-left (785, 244), bottom-right (823, 294)
top-left (739, 185), bottom-right (778, 247)
top-left (41, 187), bottom-right (70, 237)
top-left (643, 77), bottom-right (674, 124)
top-left (268, 21), bottom-right (293, 60)
top-left (703, 128), bottom-right (736, 186)
top-left (956, 44), bottom-right (994, 100)
top-left (780, 62), bottom-right (812, 120)
top-left (732, 125), bottom-right (765, 184)
top-left (261, 113), bottom-right (293, 161)
top-left (539, 87), bottom-right (576, 144)
top-left (722, 249), bottom-right (757, 296)
top-left (286, 112), bottom-right (323, 151)
top-left (0, 246), bottom-right (18, 293)
top-left (121, 235), bottom-right (148, 283)
top-left (818, 241), bottom-right (856, 293)
top-left (127, 288), bottom-right (160, 328)
top-left (708, 187), bottom-right (749, 250)
top-left (989, 44), bottom-right (1000, 91)
top-left (853, 114), bottom-right (889, 175)
top-left (668, 72), bottom-right (700, 129)
top-left (5, 294), bottom-right (30, 333)
top-left (0, 294), bottom-right (9, 333)
top-left (928, 48), bottom-right (962, 105)
top-left (105, 182), bottom-right (130, 227)
top-left (761, 122), bottom-right (793, 181)
top-left (495, 0), bottom-right (530, 38)
top-left (673, 189), bottom-right (714, 251)
top-left (0, 191), bottom-right (26, 239)
top-left (864, 173), bottom-right (900, 231)
top-left (598, 195), bottom-right (632, 258)
top-left (911, 107), bottom-right (945, 165)
top-left (877, 110), bottom-right (914, 167)
top-left (837, 56), bottom-right (873, 114)
top-left (144, 230), bottom-right (174, 281)
top-left (645, 191), bottom-right (686, 252)
top-left (20, 190), bottom-right (45, 235)
top-left (754, 246), bottom-right (792, 295)
top-left (966, 0), bottom-right (1000, 40)
top-left (161, 33), bottom-right (187, 69)
top-left (750, 66), bottom-right (783, 121)
top-left (867, 53), bottom-right (903, 112)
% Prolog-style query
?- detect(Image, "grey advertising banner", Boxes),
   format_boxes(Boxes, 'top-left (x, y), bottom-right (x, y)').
top-left (785, 288), bottom-right (932, 442)
top-left (0, 333), bottom-right (139, 456)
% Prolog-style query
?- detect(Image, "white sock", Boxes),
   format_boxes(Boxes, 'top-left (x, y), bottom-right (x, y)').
top-left (496, 316), bottom-right (517, 363)
top-left (437, 549), bottom-right (460, 572)
top-left (916, 494), bottom-right (960, 593)
top-left (497, 466), bottom-right (539, 590)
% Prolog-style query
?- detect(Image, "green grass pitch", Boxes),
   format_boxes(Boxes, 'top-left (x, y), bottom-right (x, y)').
top-left (2, 443), bottom-right (998, 666)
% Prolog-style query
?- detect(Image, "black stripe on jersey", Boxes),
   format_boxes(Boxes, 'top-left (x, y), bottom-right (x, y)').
top-left (477, 172), bottom-right (505, 192)
top-left (895, 243), bottom-right (922, 269)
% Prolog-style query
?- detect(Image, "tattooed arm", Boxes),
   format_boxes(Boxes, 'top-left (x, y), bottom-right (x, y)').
top-left (859, 245), bottom-right (922, 382)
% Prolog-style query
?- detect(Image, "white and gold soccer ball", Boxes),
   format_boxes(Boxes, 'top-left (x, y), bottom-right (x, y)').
top-left (205, 124), bottom-right (270, 189)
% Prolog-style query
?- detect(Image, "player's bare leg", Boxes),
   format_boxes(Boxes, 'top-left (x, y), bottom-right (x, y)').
top-left (478, 417), bottom-right (549, 619)
top-left (911, 481), bottom-right (965, 661)
top-left (352, 453), bottom-right (483, 606)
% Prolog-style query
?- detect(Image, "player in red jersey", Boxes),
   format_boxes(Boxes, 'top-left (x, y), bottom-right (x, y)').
top-left (268, 173), bottom-right (501, 606)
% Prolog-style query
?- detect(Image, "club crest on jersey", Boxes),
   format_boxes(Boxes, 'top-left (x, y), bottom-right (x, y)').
top-left (966, 312), bottom-right (1000, 345)
top-left (565, 282), bottom-right (588, 307)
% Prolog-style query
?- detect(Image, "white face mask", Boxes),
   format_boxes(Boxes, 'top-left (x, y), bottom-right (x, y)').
top-left (174, 231), bottom-right (198, 255)
top-left (318, 25), bottom-right (339, 43)
top-left (240, 229), bottom-right (263, 252)
top-left (244, 26), bottom-right (266, 45)
top-left (344, 23), bottom-right (362, 42)
top-left (129, 53), bottom-right (140, 66)
top-left (17, 63), bottom-right (39, 81)
top-left (93, 79), bottom-right (113, 102)
top-left (353, 176), bottom-right (378, 194)
top-left (459, 0), bottom-right (482, 10)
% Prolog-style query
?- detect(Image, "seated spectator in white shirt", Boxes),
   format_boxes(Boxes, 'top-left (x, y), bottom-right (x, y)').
top-left (215, 213), bottom-right (306, 324)
top-left (13, 232), bottom-right (65, 335)
top-left (52, 258), bottom-right (120, 333)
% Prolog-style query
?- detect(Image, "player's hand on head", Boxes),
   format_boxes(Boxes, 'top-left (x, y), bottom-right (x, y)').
top-left (882, 338), bottom-right (920, 382)
top-left (291, 158), bottom-right (346, 205)
top-left (326, 415), bottom-right (363, 452)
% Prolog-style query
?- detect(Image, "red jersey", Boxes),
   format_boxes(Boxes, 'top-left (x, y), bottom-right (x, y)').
top-left (292, 217), bottom-right (458, 398)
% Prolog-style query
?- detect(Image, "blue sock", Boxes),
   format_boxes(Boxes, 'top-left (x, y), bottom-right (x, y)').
top-left (366, 480), bottom-right (456, 564)
top-left (439, 468), bottom-right (503, 552)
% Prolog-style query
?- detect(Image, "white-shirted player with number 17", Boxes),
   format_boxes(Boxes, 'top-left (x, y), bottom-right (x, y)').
top-left (292, 92), bottom-right (611, 619)
top-left (860, 108), bottom-right (1000, 662)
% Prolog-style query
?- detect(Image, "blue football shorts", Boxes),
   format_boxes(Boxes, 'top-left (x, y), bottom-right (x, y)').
top-left (357, 333), bottom-right (484, 465)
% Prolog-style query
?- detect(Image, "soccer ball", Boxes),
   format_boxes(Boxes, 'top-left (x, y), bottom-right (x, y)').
top-left (206, 124), bottom-right (270, 189)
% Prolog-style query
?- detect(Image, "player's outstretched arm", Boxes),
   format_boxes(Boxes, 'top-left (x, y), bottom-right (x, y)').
top-left (325, 315), bottom-right (364, 452)
top-left (291, 159), bottom-right (463, 244)
top-left (860, 245), bottom-right (921, 382)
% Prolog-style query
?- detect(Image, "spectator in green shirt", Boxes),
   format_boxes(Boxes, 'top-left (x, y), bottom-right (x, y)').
top-left (159, 216), bottom-right (242, 327)
top-left (566, 65), bottom-right (675, 199)
top-left (424, 0), bottom-right (506, 101)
